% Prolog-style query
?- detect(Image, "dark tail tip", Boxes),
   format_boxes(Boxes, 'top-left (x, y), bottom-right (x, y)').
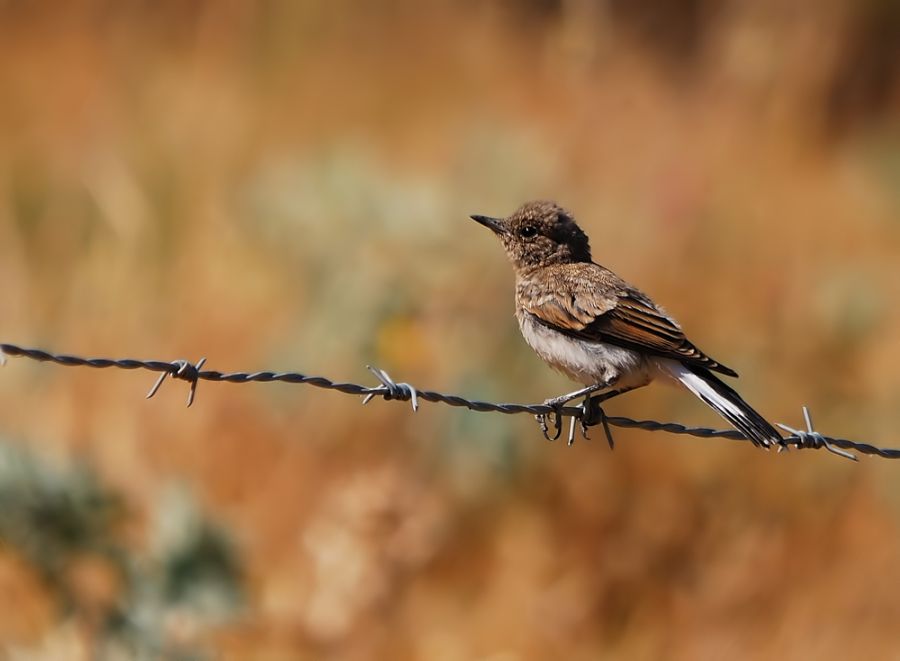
top-left (688, 366), bottom-right (784, 449)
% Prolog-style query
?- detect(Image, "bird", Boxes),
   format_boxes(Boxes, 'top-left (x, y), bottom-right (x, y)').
top-left (470, 200), bottom-right (784, 449)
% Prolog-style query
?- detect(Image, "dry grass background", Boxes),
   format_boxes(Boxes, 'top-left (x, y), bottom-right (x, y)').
top-left (1, 1), bottom-right (899, 659)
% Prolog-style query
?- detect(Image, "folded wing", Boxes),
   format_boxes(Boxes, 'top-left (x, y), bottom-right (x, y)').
top-left (519, 264), bottom-right (738, 377)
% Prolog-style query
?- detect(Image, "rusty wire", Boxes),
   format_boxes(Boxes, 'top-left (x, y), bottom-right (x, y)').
top-left (2, 342), bottom-right (896, 461)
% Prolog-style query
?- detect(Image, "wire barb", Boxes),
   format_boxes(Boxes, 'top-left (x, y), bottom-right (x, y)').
top-left (362, 366), bottom-right (419, 412)
top-left (584, 400), bottom-right (616, 450)
top-left (777, 406), bottom-right (858, 462)
top-left (145, 357), bottom-right (207, 407)
top-left (1, 342), bottom-right (897, 461)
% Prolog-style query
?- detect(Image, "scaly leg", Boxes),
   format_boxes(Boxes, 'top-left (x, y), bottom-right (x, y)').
top-left (575, 384), bottom-right (648, 448)
top-left (542, 379), bottom-right (616, 410)
top-left (538, 379), bottom-right (617, 442)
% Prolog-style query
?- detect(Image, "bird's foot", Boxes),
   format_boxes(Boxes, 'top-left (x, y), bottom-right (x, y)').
top-left (536, 394), bottom-right (578, 442)
top-left (536, 394), bottom-right (576, 443)
top-left (537, 381), bottom-right (616, 446)
top-left (535, 409), bottom-right (562, 442)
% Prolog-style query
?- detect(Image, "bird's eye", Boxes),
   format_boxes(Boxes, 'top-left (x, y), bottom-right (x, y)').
top-left (519, 225), bottom-right (537, 238)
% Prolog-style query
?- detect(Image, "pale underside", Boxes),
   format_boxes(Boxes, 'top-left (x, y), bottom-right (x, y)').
top-left (517, 309), bottom-right (658, 389)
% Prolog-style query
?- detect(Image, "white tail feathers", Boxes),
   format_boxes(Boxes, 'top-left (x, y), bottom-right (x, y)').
top-left (657, 359), bottom-right (784, 449)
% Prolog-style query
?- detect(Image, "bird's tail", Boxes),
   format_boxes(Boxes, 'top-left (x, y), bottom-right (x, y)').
top-left (660, 360), bottom-right (784, 449)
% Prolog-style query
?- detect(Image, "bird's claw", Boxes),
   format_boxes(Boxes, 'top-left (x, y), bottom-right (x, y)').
top-left (536, 393), bottom-right (617, 449)
top-left (536, 409), bottom-right (563, 442)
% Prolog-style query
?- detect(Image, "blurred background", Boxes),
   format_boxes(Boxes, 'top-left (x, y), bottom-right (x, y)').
top-left (1, 0), bottom-right (899, 658)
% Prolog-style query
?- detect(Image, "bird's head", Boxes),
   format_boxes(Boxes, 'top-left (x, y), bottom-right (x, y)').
top-left (470, 200), bottom-right (592, 271)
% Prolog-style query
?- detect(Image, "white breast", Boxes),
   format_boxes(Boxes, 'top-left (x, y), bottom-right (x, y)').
top-left (517, 311), bottom-right (652, 389)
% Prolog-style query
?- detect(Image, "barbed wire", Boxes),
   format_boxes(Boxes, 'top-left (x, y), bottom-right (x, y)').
top-left (2, 342), bottom-right (896, 462)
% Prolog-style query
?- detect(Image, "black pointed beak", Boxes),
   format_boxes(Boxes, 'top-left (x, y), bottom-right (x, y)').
top-left (470, 214), bottom-right (508, 235)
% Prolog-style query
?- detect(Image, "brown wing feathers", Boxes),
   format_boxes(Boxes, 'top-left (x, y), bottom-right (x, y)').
top-left (598, 296), bottom-right (738, 377)
top-left (520, 269), bottom-right (738, 378)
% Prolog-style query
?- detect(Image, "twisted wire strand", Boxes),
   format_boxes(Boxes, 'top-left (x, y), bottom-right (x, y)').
top-left (2, 342), bottom-right (896, 460)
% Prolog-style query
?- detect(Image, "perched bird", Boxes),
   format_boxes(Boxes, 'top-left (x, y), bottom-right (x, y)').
top-left (471, 200), bottom-right (784, 449)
